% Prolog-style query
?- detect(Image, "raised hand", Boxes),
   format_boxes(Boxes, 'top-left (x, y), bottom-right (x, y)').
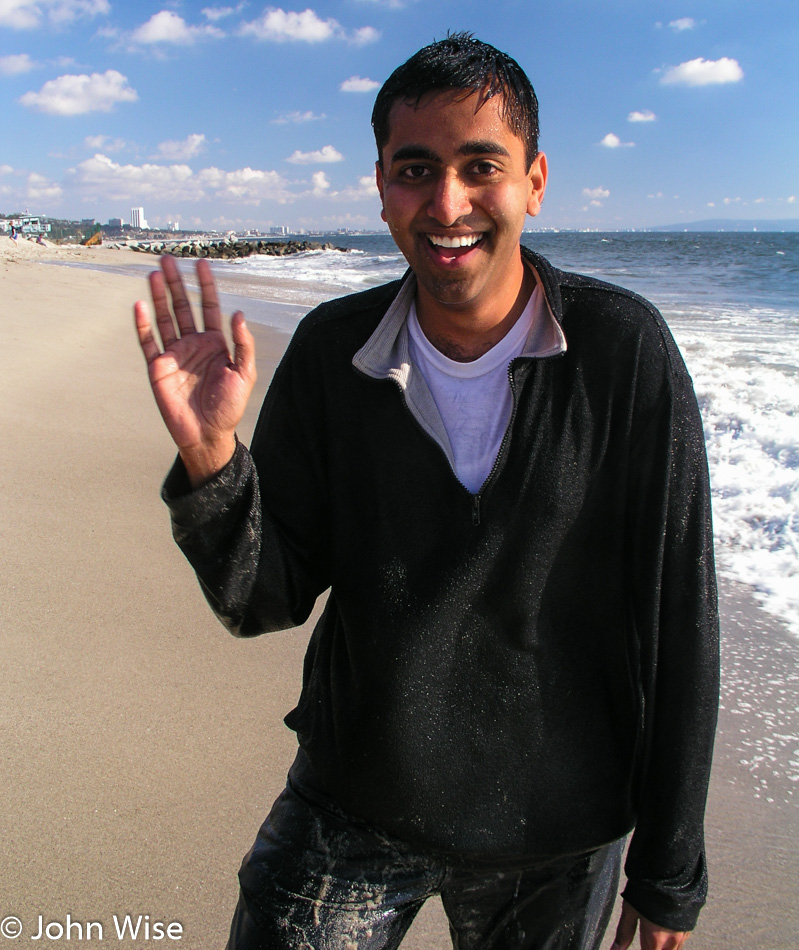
top-left (135, 255), bottom-right (257, 488)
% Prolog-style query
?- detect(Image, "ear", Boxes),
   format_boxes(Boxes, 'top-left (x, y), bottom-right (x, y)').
top-left (526, 152), bottom-right (548, 218)
top-left (375, 161), bottom-right (387, 223)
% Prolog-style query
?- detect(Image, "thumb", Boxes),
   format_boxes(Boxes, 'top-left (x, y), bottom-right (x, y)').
top-left (610, 899), bottom-right (639, 950)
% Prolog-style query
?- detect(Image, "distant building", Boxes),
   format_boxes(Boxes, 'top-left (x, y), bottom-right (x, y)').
top-left (6, 214), bottom-right (51, 235)
top-left (130, 207), bottom-right (148, 230)
top-left (108, 217), bottom-right (123, 228)
top-left (270, 226), bottom-right (290, 235)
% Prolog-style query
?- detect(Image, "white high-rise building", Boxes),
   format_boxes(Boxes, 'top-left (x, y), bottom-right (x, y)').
top-left (130, 207), bottom-right (148, 230)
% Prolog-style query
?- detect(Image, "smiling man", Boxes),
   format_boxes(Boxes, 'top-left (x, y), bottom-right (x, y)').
top-left (136, 33), bottom-right (718, 950)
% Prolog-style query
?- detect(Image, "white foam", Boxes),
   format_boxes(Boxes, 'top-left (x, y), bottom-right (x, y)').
top-left (670, 310), bottom-right (799, 637)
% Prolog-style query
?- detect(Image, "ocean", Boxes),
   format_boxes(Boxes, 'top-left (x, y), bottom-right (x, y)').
top-left (157, 230), bottom-right (799, 640)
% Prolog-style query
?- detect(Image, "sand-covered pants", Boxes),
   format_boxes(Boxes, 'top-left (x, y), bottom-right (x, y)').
top-left (225, 756), bottom-right (624, 950)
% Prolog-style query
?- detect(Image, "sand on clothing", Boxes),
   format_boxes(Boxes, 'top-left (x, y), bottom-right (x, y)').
top-left (0, 239), bottom-right (797, 948)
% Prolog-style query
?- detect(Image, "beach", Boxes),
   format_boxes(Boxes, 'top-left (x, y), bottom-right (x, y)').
top-left (1, 241), bottom-right (797, 948)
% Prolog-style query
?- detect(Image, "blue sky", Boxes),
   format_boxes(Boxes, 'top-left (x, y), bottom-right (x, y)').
top-left (1, 0), bottom-right (797, 231)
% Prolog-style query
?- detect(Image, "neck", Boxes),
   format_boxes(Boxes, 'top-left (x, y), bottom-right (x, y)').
top-left (416, 259), bottom-right (534, 362)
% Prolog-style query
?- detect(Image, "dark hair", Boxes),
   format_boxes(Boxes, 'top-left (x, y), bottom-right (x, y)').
top-left (372, 32), bottom-right (539, 169)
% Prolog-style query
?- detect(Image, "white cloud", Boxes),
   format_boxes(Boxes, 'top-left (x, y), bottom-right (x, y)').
top-left (723, 196), bottom-right (742, 205)
top-left (26, 170), bottom-right (62, 201)
top-left (669, 18), bottom-right (696, 31)
top-left (326, 174), bottom-right (379, 202)
top-left (0, 0), bottom-right (109, 29)
top-left (0, 53), bottom-right (37, 75)
top-left (706, 201), bottom-right (715, 208)
top-left (197, 166), bottom-right (291, 203)
top-left (20, 70), bottom-right (138, 115)
top-left (286, 145), bottom-right (344, 164)
top-left (84, 134), bottom-right (128, 152)
top-left (131, 11), bottom-right (223, 45)
top-left (628, 110), bottom-right (656, 123)
top-left (202, 4), bottom-right (243, 21)
top-left (311, 171), bottom-right (330, 194)
top-left (351, 25), bottom-right (379, 45)
top-left (155, 133), bottom-right (207, 161)
top-left (71, 154), bottom-right (200, 201)
top-left (788, 196), bottom-right (796, 204)
top-left (69, 153), bottom-right (293, 205)
top-left (271, 110), bottom-right (326, 125)
top-left (599, 133), bottom-right (634, 149)
top-left (660, 57), bottom-right (743, 87)
top-left (240, 8), bottom-right (377, 44)
top-left (241, 7), bottom-right (338, 42)
top-left (582, 187), bottom-right (610, 200)
top-left (340, 75), bottom-right (380, 93)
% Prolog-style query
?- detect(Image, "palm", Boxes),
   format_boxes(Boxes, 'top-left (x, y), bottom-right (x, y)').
top-left (149, 329), bottom-right (249, 449)
top-left (135, 257), bottom-right (257, 475)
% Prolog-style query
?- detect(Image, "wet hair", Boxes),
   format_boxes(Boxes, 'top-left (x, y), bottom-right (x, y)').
top-left (372, 32), bottom-right (540, 169)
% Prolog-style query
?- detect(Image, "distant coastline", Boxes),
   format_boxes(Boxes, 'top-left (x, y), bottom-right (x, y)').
top-left (525, 219), bottom-right (799, 234)
top-left (650, 218), bottom-right (799, 233)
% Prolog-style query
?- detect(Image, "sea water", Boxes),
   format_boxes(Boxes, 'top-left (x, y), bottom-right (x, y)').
top-left (221, 231), bottom-right (799, 638)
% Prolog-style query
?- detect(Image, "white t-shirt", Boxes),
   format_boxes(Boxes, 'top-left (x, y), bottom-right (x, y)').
top-left (407, 287), bottom-right (540, 493)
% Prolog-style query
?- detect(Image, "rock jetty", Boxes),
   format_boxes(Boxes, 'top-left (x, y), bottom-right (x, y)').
top-left (122, 238), bottom-right (347, 259)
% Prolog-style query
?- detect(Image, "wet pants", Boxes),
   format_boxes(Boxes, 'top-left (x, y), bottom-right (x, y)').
top-left (226, 763), bottom-right (624, 950)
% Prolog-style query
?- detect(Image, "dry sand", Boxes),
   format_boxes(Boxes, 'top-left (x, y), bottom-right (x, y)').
top-left (1, 239), bottom-right (796, 948)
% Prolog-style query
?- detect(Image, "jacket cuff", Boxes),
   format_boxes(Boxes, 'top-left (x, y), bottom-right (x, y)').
top-left (161, 438), bottom-right (254, 530)
top-left (621, 864), bottom-right (707, 933)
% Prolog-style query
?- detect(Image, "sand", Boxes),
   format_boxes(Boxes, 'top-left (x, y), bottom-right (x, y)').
top-left (1, 239), bottom-right (797, 948)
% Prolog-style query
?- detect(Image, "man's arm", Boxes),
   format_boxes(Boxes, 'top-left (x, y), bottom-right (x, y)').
top-left (619, 325), bottom-right (719, 935)
top-left (134, 255), bottom-right (257, 487)
top-left (136, 256), bottom-right (329, 637)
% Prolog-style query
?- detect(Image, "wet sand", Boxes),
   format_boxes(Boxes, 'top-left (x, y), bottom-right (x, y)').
top-left (0, 242), bottom-right (796, 947)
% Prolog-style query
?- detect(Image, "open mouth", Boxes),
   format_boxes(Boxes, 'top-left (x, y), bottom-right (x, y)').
top-left (426, 233), bottom-right (485, 261)
top-left (427, 233), bottom-right (484, 249)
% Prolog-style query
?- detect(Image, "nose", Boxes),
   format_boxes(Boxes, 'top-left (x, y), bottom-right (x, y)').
top-left (427, 171), bottom-right (471, 226)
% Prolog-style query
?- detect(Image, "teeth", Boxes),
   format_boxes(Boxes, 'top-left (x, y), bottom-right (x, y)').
top-left (428, 234), bottom-right (482, 248)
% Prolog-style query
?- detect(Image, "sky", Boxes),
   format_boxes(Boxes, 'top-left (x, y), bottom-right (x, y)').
top-left (1, 0), bottom-right (797, 232)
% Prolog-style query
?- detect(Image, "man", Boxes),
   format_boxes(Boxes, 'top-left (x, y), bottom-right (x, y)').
top-left (136, 34), bottom-right (718, 950)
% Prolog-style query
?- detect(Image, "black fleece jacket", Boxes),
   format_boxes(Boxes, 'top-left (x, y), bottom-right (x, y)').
top-left (164, 248), bottom-right (719, 931)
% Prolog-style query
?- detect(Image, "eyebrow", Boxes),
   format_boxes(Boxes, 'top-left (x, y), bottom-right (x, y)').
top-left (389, 140), bottom-right (511, 166)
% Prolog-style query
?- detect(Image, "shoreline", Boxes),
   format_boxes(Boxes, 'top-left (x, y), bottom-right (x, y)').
top-left (1, 250), bottom-right (797, 947)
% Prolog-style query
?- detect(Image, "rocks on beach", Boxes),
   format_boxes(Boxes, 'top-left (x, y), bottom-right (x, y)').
top-left (121, 238), bottom-right (347, 260)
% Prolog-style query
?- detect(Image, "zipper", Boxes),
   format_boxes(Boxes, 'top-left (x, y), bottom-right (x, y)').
top-left (376, 374), bottom-right (486, 526)
top-left (471, 494), bottom-right (482, 526)
top-left (357, 358), bottom-right (528, 529)
top-left (468, 360), bottom-right (522, 526)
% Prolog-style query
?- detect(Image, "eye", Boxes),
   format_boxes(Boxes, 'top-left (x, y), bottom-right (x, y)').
top-left (471, 161), bottom-right (500, 177)
top-left (399, 164), bottom-right (431, 181)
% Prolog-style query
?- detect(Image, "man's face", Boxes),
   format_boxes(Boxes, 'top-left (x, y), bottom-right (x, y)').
top-left (376, 90), bottom-right (547, 322)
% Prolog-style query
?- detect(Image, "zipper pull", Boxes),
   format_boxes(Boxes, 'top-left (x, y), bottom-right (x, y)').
top-left (472, 494), bottom-right (482, 526)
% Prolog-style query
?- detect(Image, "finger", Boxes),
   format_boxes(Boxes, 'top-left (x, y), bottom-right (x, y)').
top-left (231, 311), bottom-right (257, 384)
top-left (160, 253), bottom-right (197, 336)
top-left (610, 901), bottom-right (638, 950)
top-left (196, 259), bottom-right (223, 333)
top-left (149, 269), bottom-right (179, 349)
top-left (134, 300), bottom-right (162, 364)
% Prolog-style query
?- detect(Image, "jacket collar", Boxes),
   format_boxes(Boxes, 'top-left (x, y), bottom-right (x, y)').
top-left (353, 246), bottom-right (566, 383)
